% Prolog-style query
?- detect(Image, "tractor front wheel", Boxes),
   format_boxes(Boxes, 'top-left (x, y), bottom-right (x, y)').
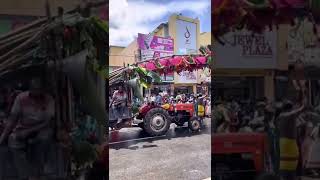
top-left (188, 117), bottom-right (201, 132)
top-left (144, 108), bottom-right (171, 136)
top-left (138, 122), bottom-right (145, 131)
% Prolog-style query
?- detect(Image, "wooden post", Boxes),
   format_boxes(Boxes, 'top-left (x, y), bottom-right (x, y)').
top-left (45, 0), bottom-right (51, 20)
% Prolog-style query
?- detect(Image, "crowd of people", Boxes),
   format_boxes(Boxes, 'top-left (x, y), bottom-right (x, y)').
top-left (141, 92), bottom-right (211, 116)
top-left (109, 87), bottom-right (211, 128)
top-left (144, 91), bottom-right (210, 106)
top-left (213, 95), bottom-right (320, 180)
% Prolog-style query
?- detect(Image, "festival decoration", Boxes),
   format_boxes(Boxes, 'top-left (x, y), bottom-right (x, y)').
top-left (213, 0), bottom-right (320, 44)
top-left (109, 45), bottom-right (213, 89)
top-left (137, 46), bottom-right (211, 74)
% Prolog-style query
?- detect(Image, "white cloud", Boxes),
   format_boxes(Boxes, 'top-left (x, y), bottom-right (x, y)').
top-left (109, 0), bottom-right (210, 46)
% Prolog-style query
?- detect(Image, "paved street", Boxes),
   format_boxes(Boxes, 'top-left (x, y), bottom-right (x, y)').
top-left (109, 118), bottom-right (211, 180)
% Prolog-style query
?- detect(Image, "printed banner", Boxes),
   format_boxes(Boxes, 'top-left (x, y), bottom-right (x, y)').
top-left (176, 71), bottom-right (197, 84)
top-left (137, 33), bottom-right (174, 61)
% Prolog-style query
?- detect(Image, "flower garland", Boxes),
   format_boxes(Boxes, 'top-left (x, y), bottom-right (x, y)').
top-left (213, 0), bottom-right (320, 42)
top-left (137, 46), bottom-right (212, 75)
top-left (109, 46), bottom-right (213, 89)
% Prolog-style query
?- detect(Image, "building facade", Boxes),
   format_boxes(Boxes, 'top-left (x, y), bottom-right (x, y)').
top-left (109, 14), bottom-right (211, 96)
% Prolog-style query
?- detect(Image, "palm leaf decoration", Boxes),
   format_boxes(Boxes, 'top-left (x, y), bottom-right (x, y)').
top-left (146, 71), bottom-right (162, 83)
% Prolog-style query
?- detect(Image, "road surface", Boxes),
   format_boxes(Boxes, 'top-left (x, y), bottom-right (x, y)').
top-left (109, 118), bottom-right (211, 180)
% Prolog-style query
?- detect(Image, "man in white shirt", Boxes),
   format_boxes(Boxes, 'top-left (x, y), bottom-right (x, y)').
top-left (150, 94), bottom-right (156, 103)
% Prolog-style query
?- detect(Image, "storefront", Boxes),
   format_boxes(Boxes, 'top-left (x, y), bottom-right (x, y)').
top-left (173, 70), bottom-right (198, 95)
top-left (150, 83), bottom-right (172, 95)
top-left (174, 84), bottom-right (194, 95)
top-left (213, 29), bottom-right (278, 102)
top-left (214, 75), bottom-right (264, 101)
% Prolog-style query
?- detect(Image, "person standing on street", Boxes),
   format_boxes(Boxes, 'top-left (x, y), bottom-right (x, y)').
top-left (156, 93), bottom-right (162, 105)
top-left (0, 77), bottom-right (55, 180)
top-left (278, 99), bottom-right (306, 180)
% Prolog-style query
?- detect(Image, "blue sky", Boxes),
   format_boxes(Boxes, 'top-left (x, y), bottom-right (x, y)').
top-left (110, 0), bottom-right (211, 46)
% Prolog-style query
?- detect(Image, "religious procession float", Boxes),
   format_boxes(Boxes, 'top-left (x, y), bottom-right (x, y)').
top-left (109, 46), bottom-right (212, 136)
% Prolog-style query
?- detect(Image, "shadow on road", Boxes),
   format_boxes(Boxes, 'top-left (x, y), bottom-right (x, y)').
top-left (109, 124), bottom-right (211, 150)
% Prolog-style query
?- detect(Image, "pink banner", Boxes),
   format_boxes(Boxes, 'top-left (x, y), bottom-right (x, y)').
top-left (137, 33), bottom-right (174, 61)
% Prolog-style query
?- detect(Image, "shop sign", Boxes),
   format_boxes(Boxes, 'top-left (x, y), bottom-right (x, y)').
top-left (232, 34), bottom-right (273, 57)
top-left (175, 19), bottom-right (198, 84)
top-left (176, 20), bottom-right (197, 54)
top-left (137, 33), bottom-right (174, 61)
top-left (214, 29), bottom-right (277, 69)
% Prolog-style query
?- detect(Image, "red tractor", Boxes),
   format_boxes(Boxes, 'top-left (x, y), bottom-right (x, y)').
top-left (212, 133), bottom-right (271, 180)
top-left (135, 102), bottom-right (206, 136)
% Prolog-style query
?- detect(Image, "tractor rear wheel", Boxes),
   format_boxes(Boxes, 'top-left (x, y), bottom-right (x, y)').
top-left (188, 117), bottom-right (201, 132)
top-left (144, 108), bottom-right (171, 136)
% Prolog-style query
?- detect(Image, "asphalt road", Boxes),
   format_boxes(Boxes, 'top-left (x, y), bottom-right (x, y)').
top-left (109, 118), bottom-right (211, 180)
